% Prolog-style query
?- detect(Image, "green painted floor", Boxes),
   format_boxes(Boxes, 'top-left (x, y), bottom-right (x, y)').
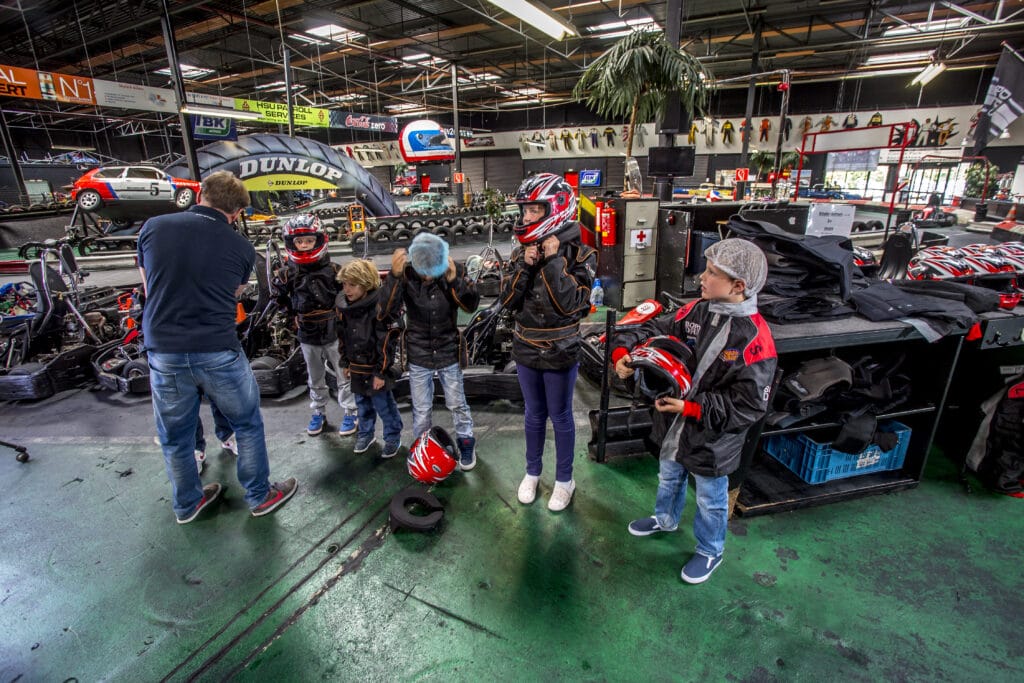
top-left (1, 385), bottom-right (1023, 681)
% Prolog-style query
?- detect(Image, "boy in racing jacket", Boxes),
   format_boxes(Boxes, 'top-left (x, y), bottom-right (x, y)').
top-left (611, 238), bottom-right (776, 584)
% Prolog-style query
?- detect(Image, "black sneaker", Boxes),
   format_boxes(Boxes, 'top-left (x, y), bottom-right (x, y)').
top-left (176, 483), bottom-right (223, 524)
top-left (251, 478), bottom-right (297, 517)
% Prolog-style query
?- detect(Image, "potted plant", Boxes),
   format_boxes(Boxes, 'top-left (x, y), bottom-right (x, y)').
top-left (749, 150), bottom-right (806, 181)
top-left (573, 29), bottom-right (711, 190)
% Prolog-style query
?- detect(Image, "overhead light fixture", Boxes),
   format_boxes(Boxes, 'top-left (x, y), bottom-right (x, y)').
top-left (483, 0), bottom-right (577, 40)
top-left (587, 17), bottom-right (656, 33)
top-left (304, 23), bottom-right (363, 43)
top-left (180, 105), bottom-right (263, 121)
top-left (909, 62), bottom-right (947, 86)
top-left (52, 144), bottom-right (96, 151)
top-left (155, 64), bottom-right (215, 80)
top-left (255, 80), bottom-right (288, 89)
top-left (865, 50), bottom-right (934, 65)
top-left (884, 18), bottom-right (968, 37)
top-left (404, 53), bottom-right (431, 61)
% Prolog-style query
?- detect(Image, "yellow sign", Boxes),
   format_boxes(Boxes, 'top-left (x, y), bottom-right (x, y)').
top-left (235, 99), bottom-right (330, 127)
top-left (241, 174), bottom-right (339, 191)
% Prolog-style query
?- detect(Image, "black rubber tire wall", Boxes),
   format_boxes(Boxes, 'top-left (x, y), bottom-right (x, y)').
top-left (163, 134), bottom-right (400, 217)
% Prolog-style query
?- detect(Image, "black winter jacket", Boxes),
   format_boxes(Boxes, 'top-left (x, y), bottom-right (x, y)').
top-left (337, 288), bottom-right (401, 396)
top-left (277, 256), bottom-right (341, 345)
top-left (378, 262), bottom-right (480, 369)
top-left (612, 299), bottom-right (778, 477)
top-left (500, 222), bottom-right (597, 370)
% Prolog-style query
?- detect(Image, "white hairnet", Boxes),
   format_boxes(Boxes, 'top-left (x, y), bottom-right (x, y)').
top-left (704, 239), bottom-right (768, 297)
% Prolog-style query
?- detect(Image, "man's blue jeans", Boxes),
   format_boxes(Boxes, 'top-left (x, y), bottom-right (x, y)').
top-left (654, 458), bottom-right (729, 558)
top-left (407, 363), bottom-right (473, 440)
top-left (149, 350), bottom-right (271, 518)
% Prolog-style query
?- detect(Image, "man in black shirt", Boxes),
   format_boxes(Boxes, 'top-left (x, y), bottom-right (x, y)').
top-left (138, 171), bottom-right (297, 524)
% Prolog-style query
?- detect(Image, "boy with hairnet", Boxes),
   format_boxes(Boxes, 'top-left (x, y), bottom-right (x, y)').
top-left (610, 238), bottom-right (777, 584)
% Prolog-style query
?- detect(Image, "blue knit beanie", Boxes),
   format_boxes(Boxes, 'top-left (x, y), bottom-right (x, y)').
top-left (408, 232), bottom-right (450, 279)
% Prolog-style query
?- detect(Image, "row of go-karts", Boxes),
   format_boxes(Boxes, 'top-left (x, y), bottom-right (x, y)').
top-left (0, 240), bottom-right (517, 402)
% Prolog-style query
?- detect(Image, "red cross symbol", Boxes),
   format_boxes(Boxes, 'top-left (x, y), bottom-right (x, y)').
top-left (636, 230), bottom-right (647, 243)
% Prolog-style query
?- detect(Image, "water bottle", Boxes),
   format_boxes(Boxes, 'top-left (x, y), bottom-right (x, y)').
top-left (590, 278), bottom-right (605, 308)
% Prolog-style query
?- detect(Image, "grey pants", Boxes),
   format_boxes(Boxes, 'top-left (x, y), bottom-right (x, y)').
top-left (300, 342), bottom-right (356, 415)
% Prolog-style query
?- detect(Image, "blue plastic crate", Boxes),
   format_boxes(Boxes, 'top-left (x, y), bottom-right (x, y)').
top-left (764, 421), bottom-right (911, 485)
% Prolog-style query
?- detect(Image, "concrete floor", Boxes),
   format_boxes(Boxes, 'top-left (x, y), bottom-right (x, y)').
top-left (2, 211), bottom-right (1023, 680)
top-left (1, 357), bottom-right (1023, 681)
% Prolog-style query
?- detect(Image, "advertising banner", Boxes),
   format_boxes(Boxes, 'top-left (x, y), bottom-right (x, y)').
top-left (330, 111), bottom-right (399, 133)
top-left (94, 79), bottom-right (175, 113)
top-left (0, 64), bottom-right (42, 99)
top-left (192, 114), bottom-right (237, 141)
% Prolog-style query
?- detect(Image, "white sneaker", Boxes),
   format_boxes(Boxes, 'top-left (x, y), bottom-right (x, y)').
top-left (547, 480), bottom-right (575, 511)
top-left (220, 434), bottom-right (238, 455)
top-left (194, 450), bottom-right (206, 474)
top-left (517, 474), bottom-right (540, 504)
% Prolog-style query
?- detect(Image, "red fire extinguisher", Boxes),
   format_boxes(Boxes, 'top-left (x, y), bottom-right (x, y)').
top-left (601, 204), bottom-right (617, 246)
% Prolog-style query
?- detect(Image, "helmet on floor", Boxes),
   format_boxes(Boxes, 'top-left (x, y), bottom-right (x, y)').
top-left (628, 335), bottom-right (696, 399)
top-left (512, 172), bottom-right (577, 244)
top-left (407, 426), bottom-right (459, 484)
top-left (282, 213), bottom-right (328, 264)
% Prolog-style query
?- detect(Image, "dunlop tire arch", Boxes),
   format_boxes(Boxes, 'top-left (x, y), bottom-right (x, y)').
top-left (163, 133), bottom-right (400, 217)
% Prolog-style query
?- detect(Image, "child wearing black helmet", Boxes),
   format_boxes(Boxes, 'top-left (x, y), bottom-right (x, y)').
top-left (500, 172), bottom-right (597, 512)
top-left (611, 238), bottom-right (777, 584)
top-left (276, 213), bottom-right (358, 437)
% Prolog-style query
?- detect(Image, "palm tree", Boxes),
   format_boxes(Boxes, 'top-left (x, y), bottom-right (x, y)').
top-left (749, 150), bottom-right (805, 180)
top-left (573, 30), bottom-right (711, 172)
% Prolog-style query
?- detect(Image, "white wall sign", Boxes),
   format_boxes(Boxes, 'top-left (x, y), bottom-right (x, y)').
top-left (806, 203), bottom-right (856, 237)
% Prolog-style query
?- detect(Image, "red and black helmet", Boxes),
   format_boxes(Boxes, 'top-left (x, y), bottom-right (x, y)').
top-left (407, 426), bottom-right (459, 484)
top-left (627, 335), bottom-right (696, 399)
top-left (513, 172), bottom-right (577, 244)
top-left (282, 213), bottom-right (328, 264)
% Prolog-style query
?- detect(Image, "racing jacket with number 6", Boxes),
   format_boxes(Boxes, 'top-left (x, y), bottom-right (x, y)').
top-left (611, 299), bottom-right (778, 477)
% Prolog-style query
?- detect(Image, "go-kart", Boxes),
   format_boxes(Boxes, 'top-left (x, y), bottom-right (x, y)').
top-left (242, 241), bottom-right (309, 396)
top-left (90, 291), bottom-right (151, 393)
top-left (0, 245), bottom-right (125, 400)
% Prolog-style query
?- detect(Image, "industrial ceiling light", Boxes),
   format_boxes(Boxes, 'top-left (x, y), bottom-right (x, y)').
top-left (865, 50), bottom-right (934, 65)
top-left (180, 105), bottom-right (263, 121)
top-left (909, 62), bottom-right (947, 86)
top-left (52, 144), bottom-right (96, 151)
top-left (483, 0), bottom-right (577, 40)
top-left (155, 64), bottom-right (215, 80)
top-left (883, 18), bottom-right (968, 37)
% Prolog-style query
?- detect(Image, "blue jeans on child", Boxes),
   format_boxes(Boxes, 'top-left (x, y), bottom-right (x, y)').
top-left (516, 363), bottom-right (578, 483)
top-left (654, 458), bottom-right (729, 558)
top-left (407, 363), bottom-right (473, 439)
top-left (354, 390), bottom-right (403, 444)
top-left (149, 350), bottom-right (272, 518)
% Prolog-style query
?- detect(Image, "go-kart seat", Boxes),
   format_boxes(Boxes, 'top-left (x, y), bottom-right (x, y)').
top-left (877, 232), bottom-right (915, 280)
top-left (27, 260), bottom-right (69, 336)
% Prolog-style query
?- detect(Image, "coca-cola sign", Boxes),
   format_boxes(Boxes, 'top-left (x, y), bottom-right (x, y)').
top-left (331, 110), bottom-right (398, 133)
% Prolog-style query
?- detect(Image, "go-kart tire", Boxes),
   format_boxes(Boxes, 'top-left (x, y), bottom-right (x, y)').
top-left (393, 228), bottom-right (414, 241)
top-left (174, 187), bottom-right (196, 209)
top-left (852, 221), bottom-right (868, 232)
top-left (110, 217), bottom-right (134, 230)
top-left (408, 219), bottom-right (423, 229)
top-left (432, 226), bottom-right (453, 241)
top-left (440, 218), bottom-right (454, 227)
top-left (374, 230), bottom-right (393, 242)
top-left (467, 222), bottom-right (484, 235)
top-left (498, 221), bottom-right (514, 233)
top-left (163, 133), bottom-right (399, 217)
top-left (408, 209), bottom-right (421, 216)
top-left (867, 220), bottom-right (884, 232)
top-left (453, 223), bottom-right (467, 236)
top-left (250, 356), bottom-right (282, 370)
top-left (945, 213), bottom-right (958, 226)
top-left (375, 221), bottom-right (392, 231)
top-left (122, 358), bottom-right (150, 379)
top-left (425, 219), bottom-right (438, 228)
top-left (76, 189), bottom-right (102, 212)
top-left (350, 233), bottom-right (367, 251)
